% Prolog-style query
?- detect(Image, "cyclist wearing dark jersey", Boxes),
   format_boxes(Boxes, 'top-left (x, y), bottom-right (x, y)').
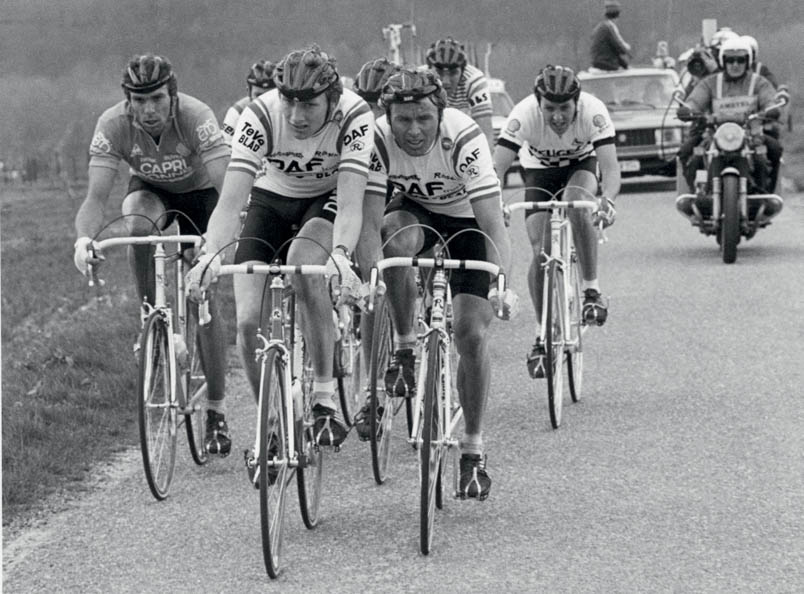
top-left (73, 55), bottom-right (232, 455)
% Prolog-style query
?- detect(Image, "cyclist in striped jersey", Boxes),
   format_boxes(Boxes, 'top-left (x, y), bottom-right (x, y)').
top-left (221, 60), bottom-right (276, 146)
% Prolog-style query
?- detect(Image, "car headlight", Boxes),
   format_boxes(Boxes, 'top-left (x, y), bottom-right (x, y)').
top-left (713, 122), bottom-right (745, 152)
top-left (655, 127), bottom-right (682, 145)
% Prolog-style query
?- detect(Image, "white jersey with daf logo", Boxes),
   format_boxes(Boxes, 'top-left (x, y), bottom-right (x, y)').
top-left (497, 91), bottom-right (615, 169)
top-left (366, 107), bottom-right (500, 219)
top-left (228, 87), bottom-right (373, 198)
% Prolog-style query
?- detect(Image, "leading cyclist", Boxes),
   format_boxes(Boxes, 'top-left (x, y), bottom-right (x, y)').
top-left (185, 46), bottom-right (372, 451)
top-left (492, 65), bottom-right (618, 379)
top-left (364, 68), bottom-right (517, 500)
top-left (72, 54), bottom-right (232, 456)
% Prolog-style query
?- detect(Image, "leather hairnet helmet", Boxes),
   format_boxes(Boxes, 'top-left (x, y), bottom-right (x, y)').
top-left (354, 58), bottom-right (400, 104)
top-left (247, 60), bottom-right (277, 90)
top-left (121, 54), bottom-right (177, 96)
top-left (534, 65), bottom-right (581, 103)
top-left (273, 46), bottom-right (342, 104)
top-left (425, 38), bottom-right (468, 69)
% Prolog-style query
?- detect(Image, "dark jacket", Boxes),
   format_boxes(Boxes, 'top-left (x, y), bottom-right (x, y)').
top-left (590, 19), bottom-right (631, 70)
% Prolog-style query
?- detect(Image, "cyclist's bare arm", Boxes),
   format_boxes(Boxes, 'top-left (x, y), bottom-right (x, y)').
top-left (204, 154), bottom-right (230, 195)
top-left (475, 113), bottom-right (495, 153)
top-left (75, 166), bottom-right (117, 238)
top-left (333, 170), bottom-right (368, 254)
top-left (203, 168), bottom-right (254, 254)
top-left (472, 194), bottom-right (512, 273)
top-left (356, 189), bottom-right (386, 278)
top-left (492, 144), bottom-right (518, 183)
top-left (595, 143), bottom-right (621, 200)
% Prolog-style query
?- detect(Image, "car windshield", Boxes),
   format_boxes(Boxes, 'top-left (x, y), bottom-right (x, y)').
top-left (490, 91), bottom-right (514, 117)
top-left (582, 74), bottom-right (677, 110)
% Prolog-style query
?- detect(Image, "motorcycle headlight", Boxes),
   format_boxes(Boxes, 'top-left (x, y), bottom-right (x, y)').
top-left (713, 122), bottom-right (745, 152)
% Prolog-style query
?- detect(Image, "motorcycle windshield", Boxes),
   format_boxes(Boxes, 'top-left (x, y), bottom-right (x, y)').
top-left (712, 95), bottom-right (758, 123)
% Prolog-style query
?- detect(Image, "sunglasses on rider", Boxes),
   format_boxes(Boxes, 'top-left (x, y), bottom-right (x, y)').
top-left (723, 56), bottom-right (748, 65)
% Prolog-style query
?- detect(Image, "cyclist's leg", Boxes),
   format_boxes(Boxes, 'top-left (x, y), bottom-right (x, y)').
top-left (120, 177), bottom-right (166, 306)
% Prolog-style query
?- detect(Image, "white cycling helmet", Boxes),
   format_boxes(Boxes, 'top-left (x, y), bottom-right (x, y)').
top-left (740, 35), bottom-right (759, 61)
top-left (718, 37), bottom-right (753, 69)
top-left (709, 28), bottom-right (738, 50)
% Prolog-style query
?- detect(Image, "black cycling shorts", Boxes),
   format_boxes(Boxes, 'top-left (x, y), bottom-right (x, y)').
top-left (520, 157), bottom-right (598, 216)
top-left (385, 195), bottom-right (490, 299)
top-left (127, 176), bottom-right (218, 250)
top-left (235, 187), bottom-right (338, 264)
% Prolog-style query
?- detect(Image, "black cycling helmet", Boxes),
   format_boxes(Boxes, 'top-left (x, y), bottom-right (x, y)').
top-left (379, 68), bottom-right (448, 113)
top-left (425, 37), bottom-right (468, 70)
top-left (354, 58), bottom-right (400, 104)
top-left (534, 65), bottom-right (581, 103)
top-left (247, 59), bottom-right (277, 90)
top-left (121, 54), bottom-right (177, 97)
top-left (273, 45), bottom-right (342, 105)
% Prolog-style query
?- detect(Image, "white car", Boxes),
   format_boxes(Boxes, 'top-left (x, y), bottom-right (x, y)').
top-left (578, 67), bottom-right (686, 177)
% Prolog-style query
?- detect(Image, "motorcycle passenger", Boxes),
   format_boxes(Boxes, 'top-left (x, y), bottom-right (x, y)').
top-left (493, 65), bottom-right (618, 379)
top-left (677, 37), bottom-right (786, 195)
top-left (221, 60), bottom-right (276, 145)
top-left (589, 0), bottom-right (631, 71)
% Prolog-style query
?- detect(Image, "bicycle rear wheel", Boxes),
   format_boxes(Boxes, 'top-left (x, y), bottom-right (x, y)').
top-left (297, 339), bottom-right (324, 529)
top-left (369, 295), bottom-right (397, 484)
top-left (545, 261), bottom-right (566, 429)
top-left (259, 347), bottom-right (291, 579)
top-left (182, 301), bottom-right (208, 465)
top-left (420, 332), bottom-right (443, 555)
top-left (566, 249), bottom-right (584, 403)
top-left (137, 311), bottom-right (178, 500)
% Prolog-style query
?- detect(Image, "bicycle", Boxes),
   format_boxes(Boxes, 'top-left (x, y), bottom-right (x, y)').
top-left (368, 244), bottom-right (505, 555)
top-left (88, 233), bottom-right (209, 500)
top-left (212, 253), bottom-right (353, 578)
top-left (506, 186), bottom-right (602, 429)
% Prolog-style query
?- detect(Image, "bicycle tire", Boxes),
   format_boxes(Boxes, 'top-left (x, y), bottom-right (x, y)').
top-left (336, 305), bottom-right (362, 426)
top-left (182, 301), bottom-right (208, 465)
top-left (369, 295), bottom-right (396, 485)
top-left (566, 249), bottom-right (584, 403)
top-left (259, 347), bottom-right (291, 579)
top-left (420, 332), bottom-right (443, 555)
top-left (297, 339), bottom-right (323, 529)
top-left (545, 261), bottom-right (566, 429)
top-left (137, 310), bottom-right (178, 501)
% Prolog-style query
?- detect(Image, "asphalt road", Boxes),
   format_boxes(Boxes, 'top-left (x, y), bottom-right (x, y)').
top-left (4, 181), bottom-right (803, 593)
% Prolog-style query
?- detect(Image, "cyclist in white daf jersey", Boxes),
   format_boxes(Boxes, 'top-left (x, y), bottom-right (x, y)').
top-left (493, 65), bottom-right (618, 379)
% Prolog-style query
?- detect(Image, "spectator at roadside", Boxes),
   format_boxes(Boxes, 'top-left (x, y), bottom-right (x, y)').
top-left (590, 0), bottom-right (631, 71)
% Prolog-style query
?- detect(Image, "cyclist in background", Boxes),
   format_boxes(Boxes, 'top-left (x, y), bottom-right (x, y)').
top-left (185, 46), bottom-right (372, 451)
top-left (221, 59), bottom-right (277, 146)
top-left (425, 37), bottom-right (495, 151)
top-left (72, 54), bottom-right (232, 456)
top-left (353, 57), bottom-right (400, 119)
top-left (493, 65), bottom-right (618, 379)
top-left (363, 68), bottom-right (516, 499)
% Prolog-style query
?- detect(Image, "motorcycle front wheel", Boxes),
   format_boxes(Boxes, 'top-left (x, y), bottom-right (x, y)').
top-left (721, 174), bottom-right (741, 264)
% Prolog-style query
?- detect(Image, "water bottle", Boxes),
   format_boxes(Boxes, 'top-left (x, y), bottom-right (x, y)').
top-left (173, 334), bottom-right (189, 370)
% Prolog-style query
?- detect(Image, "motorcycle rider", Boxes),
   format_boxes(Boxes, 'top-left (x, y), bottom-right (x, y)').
top-left (676, 37), bottom-right (787, 197)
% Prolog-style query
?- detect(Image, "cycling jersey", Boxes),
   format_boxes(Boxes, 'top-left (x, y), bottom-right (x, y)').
top-left (445, 64), bottom-right (493, 121)
top-left (222, 96), bottom-right (250, 145)
top-left (228, 88), bottom-right (374, 198)
top-left (89, 93), bottom-right (230, 193)
top-left (366, 107), bottom-right (499, 219)
top-left (497, 91), bottom-right (615, 169)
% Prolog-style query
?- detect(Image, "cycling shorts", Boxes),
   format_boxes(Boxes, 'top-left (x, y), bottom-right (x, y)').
top-left (127, 176), bottom-right (218, 251)
top-left (521, 157), bottom-right (598, 217)
top-left (235, 187), bottom-right (338, 264)
top-left (385, 195), bottom-right (490, 299)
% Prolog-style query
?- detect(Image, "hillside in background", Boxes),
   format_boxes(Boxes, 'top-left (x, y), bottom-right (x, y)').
top-left (2, 0), bottom-right (802, 177)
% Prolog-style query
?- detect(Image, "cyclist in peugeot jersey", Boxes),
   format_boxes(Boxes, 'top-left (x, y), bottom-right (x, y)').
top-left (361, 68), bottom-right (517, 500)
top-left (425, 38), bottom-right (495, 152)
top-left (493, 65), bottom-right (618, 379)
top-left (221, 60), bottom-right (277, 146)
top-left (185, 46), bottom-right (372, 454)
top-left (72, 54), bottom-right (232, 456)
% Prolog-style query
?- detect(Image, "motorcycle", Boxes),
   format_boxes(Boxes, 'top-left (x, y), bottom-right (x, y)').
top-left (673, 95), bottom-right (788, 264)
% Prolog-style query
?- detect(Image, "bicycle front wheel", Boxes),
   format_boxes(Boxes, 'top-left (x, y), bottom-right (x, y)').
top-left (297, 340), bottom-right (324, 529)
top-left (182, 301), bottom-right (208, 465)
top-left (137, 311), bottom-right (178, 500)
top-left (420, 332), bottom-right (443, 555)
top-left (545, 261), bottom-right (566, 429)
top-left (259, 347), bottom-right (291, 579)
top-left (566, 249), bottom-right (584, 403)
top-left (368, 295), bottom-right (397, 484)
